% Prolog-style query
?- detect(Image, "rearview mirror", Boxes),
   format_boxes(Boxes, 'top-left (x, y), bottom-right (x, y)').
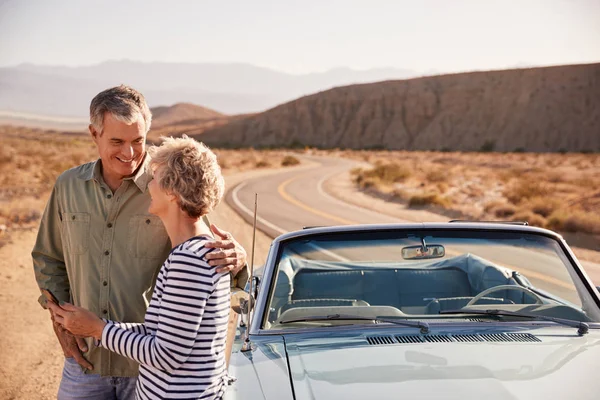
top-left (402, 244), bottom-right (445, 260)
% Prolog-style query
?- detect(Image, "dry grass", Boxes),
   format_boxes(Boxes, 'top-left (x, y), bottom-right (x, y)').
top-left (281, 155), bottom-right (301, 167)
top-left (0, 125), bottom-right (304, 246)
top-left (352, 162), bottom-right (412, 189)
top-left (0, 126), bottom-right (98, 231)
top-left (408, 193), bottom-right (451, 208)
top-left (343, 149), bottom-right (600, 236)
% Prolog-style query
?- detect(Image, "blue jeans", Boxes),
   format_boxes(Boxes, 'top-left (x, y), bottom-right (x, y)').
top-left (57, 357), bottom-right (138, 400)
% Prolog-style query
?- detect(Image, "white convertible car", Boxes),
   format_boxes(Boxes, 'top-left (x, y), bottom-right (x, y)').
top-left (225, 222), bottom-right (600, 399)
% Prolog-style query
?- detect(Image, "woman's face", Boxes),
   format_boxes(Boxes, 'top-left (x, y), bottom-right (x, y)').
top-left (148, 166), bottom-right (171, 216)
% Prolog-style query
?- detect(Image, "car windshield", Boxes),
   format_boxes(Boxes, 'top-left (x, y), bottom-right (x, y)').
top-left (262, 229), bottom-right (599, 329)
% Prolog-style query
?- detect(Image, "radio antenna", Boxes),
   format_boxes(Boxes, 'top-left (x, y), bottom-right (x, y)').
top-left (241, 193), bottom-right (257, 352)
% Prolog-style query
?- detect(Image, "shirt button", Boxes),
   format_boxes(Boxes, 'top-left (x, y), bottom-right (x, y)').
top-left (107, 223), bottom-right (113, 228)
top-left (107, 194), bottom-right (112, 199)
top-left (102, 309), bottom-right (108, 314)
top-left (145, 219), bottom-right (151, 224)
top-left (103, 281), bottom-right (108, 286)
top-left (104, 250), bottom-right (110, 255)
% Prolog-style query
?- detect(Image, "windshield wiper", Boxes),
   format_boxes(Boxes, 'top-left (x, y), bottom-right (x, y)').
top-left (440, 308), bottom-right (589, 335)
top-left (279, 314), bottom-right (430, 334)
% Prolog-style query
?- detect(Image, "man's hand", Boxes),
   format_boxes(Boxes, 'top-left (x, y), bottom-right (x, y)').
top-left (204, 224), bottom-right (247, 275)
top-left (49, 309), bottom-right (93, 370)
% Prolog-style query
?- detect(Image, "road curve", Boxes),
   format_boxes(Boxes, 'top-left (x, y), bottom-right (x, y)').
top-left (226, 156), bottom-right (409, 238)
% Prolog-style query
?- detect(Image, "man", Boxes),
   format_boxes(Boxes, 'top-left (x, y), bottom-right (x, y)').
top-left (32, 85), bottom-right (248, 399)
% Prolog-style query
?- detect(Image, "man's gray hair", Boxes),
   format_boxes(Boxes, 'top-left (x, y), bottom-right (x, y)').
top-left (90, 85), bottom-right (152, 134)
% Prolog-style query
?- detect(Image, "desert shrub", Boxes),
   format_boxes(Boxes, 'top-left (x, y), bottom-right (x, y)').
top-left (483, 200), bottom-right (518, 218)
top-left (281, 155), bottom-right (300, 166)
top-left (350, 167), bottom-right (363, 176)
top-left (504, 180), bottom-right (548, 204)
top-left (511, 211), bottom-right (546, 228)
top-left (363, 162), bottom-right (411, 184)
top-left (353, 175), bottom-right (382, 190)
top-left (408, 193), bottom-right (450, 208)
top-left (426, 169), bottom-right (447, 183)
top-left (0, 145), bottom-right (16, 165)
top-left (483, 200), bottom-right (504, 213)
top-left (547, 210), bottom-right (600, 235)
top-left (525, 197), bottom-right (560, 217)
top-left (546, 171), bottom-right (565, 183)
top-left (547, 210), bottom-right (568, 231)
top-left (391, 188), bottom-right (409, 200)
top-left (493, 204), bottom-right (517, 218)
top-left (255, 160), bottom-right (270, 168)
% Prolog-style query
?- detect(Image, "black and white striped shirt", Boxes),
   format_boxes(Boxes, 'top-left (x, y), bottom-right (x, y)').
top-left (100, 236), bottom-right (231, 399)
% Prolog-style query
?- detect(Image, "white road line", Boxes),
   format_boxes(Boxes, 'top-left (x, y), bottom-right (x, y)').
top-left (306, 243), bottom-right (351, 263)
top-left (233, 177), bottom-right (349, 262)
top-left (232, 181), bottom-right (287, 236)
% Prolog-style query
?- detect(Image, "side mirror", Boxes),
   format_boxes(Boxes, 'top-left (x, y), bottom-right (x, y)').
top-left (231, 288), bottom-right (254, 314)
top-left (251, 276), bottom-right (260, 300)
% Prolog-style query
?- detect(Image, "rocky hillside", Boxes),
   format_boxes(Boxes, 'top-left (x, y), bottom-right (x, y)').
top-left (197, 63), bottom-right (600, 152)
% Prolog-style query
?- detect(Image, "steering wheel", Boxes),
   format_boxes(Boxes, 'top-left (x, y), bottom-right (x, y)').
top-left (466, 285), bottom-right (544, 307)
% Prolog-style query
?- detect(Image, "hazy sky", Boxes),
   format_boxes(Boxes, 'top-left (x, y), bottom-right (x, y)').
top-left (1, 0), bottom-right (599, 74)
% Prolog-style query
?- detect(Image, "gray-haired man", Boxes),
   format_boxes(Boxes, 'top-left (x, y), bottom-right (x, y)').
top-left (33, 85), bottom-right (247, 399)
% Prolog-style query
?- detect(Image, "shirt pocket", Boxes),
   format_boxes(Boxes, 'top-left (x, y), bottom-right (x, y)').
top-left (128, 215), bottom-right (169, 259)
top-left (62, 212), bottom-right (90, 255)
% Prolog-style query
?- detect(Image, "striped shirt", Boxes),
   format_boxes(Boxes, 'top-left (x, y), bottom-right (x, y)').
top-left (100, 236), bottom-right (231, 399)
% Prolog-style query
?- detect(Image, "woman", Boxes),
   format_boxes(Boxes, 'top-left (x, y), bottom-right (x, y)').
top-left (49, 135), bottom-right (230, 400)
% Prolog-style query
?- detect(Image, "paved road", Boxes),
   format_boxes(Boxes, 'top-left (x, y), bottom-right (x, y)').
top-left (226, 155), bottom-right (600, 301)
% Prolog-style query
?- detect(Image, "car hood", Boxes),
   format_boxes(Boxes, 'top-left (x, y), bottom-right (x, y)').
top-left (284, 328), bottom-right (600, 400)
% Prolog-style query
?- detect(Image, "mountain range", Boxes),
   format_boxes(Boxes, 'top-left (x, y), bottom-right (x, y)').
top-left (0, 60), bottom-right (418, 116)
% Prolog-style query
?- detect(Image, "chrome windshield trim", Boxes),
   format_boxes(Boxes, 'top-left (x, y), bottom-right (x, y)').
top-left (256, 320), bottom-right (600, 336)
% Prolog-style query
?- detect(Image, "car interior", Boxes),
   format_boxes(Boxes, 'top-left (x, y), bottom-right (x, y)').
top-left (266, 253), bottom-right (588, 325)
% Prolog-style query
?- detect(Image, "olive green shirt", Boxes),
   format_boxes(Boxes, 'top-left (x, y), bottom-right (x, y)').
top-left (33, 157), bottom-right (173, 377)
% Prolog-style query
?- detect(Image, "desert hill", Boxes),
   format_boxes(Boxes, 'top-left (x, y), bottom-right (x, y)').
top-left (197, 63), bottom-right (600, 152)
top-left (147, 103), bottom-right (250, 142)
top-left (151, 103), bottom-right (225, 127)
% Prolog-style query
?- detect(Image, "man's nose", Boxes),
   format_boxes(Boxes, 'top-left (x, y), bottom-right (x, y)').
top-left (122, 145), bottom-right (134, 159)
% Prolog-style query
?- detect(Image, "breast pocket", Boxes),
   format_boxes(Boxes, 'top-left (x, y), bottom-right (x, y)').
top-left (62, 212), bottom-right (90, 255)
top-left (128, 215), bottom-right (169, 259)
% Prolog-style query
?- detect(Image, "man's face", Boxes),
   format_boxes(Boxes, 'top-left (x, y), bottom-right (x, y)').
top-left (91, 112), bottom-right (146, 183)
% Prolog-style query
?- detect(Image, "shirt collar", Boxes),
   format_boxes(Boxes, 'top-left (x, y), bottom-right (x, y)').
top-left (125, 154), bottom-right (152, 193)
top-left (78, 160), bottom-right (101, 182)
top-left (78, 154), bottom-right (152, 193)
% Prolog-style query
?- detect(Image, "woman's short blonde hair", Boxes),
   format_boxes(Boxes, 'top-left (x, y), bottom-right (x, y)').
top-left (148, 135), bottom-right (224, 218)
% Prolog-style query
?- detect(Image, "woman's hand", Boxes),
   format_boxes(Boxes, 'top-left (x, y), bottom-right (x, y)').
top-left (47, 302), bottom-right (107, 341)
